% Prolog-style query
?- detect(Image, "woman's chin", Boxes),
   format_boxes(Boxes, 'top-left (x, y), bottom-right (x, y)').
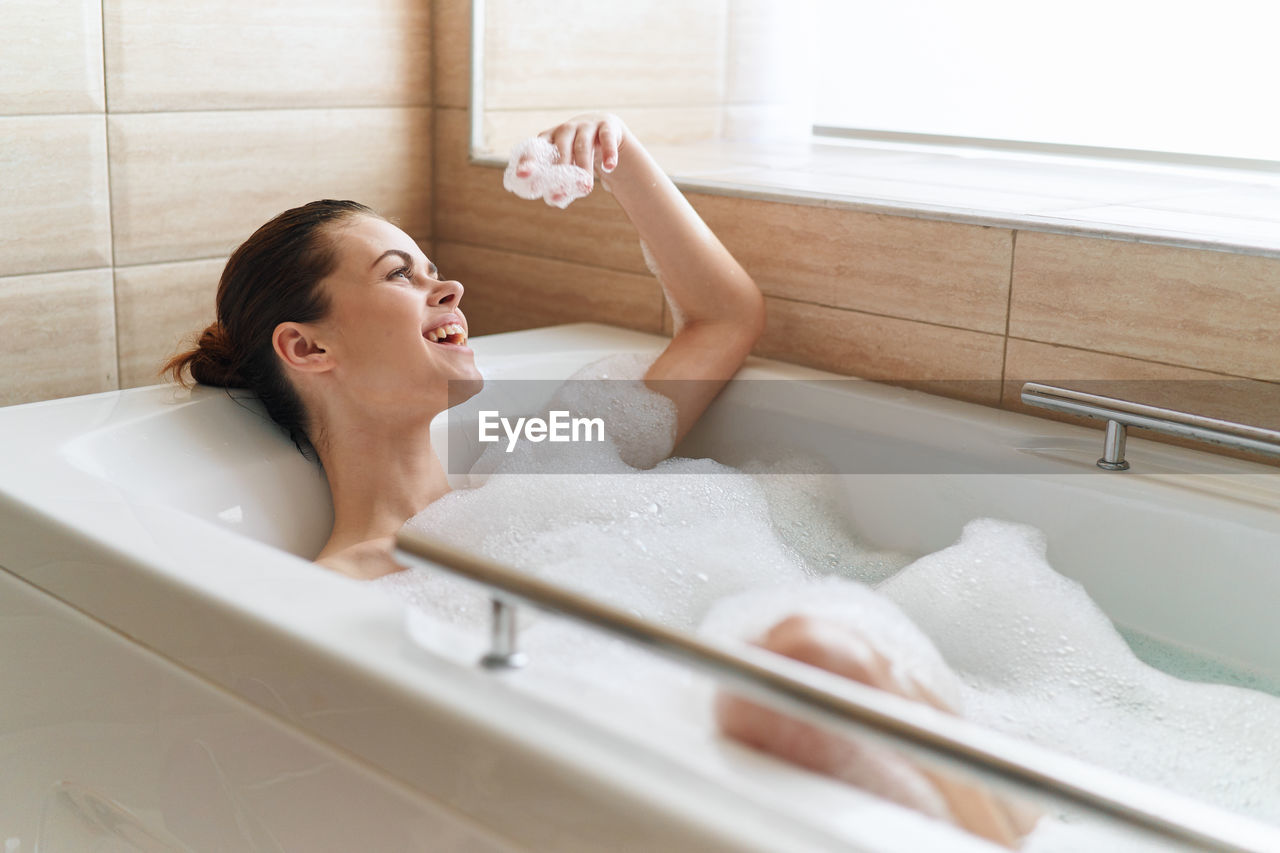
top-left (445, 374), bottom-right (484, 406)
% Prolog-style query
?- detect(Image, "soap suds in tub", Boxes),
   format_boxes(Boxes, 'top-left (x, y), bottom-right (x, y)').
top-left (377, 352), bottom-right (1280, 847)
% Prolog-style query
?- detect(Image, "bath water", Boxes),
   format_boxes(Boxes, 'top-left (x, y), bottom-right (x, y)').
top-left (376, 353), bottom-right (1280, 846)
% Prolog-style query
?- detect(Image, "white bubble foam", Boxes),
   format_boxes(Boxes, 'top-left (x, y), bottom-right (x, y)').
top-left (373, 355), bottom-right (1280, 842)
top-left (877, 518), bottom-right (1280, 824)
top-left (502, 136), bottom-right (593, 209)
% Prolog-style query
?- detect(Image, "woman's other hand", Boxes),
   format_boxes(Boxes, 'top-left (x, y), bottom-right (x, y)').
top-left (514, 113), bottom-right (631, 199)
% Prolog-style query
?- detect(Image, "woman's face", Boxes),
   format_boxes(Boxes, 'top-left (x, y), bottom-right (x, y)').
top-left (310, 215), bottom-right (482, 416)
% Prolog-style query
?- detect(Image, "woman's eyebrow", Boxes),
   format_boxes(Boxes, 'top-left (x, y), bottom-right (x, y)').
top-left (370, 249), bottom-right (413, 269)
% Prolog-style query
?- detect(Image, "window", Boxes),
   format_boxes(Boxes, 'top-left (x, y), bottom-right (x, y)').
top-left (814, 0), bottom-right (1280, 166)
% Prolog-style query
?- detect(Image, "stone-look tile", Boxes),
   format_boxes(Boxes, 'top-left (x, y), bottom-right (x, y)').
top-left (1002, 338), bottom-right (1280, 465)
top-left (0, 116), bottom-right (112, 277)
top-left (104, 0), bottom-right (431, 111)
top-left (115, 258), bottom-right (226, 388)
top-left (433, 0), bottom-right (473, 108)
top-left (689, 194), bottom-right (1013, 334)
top-left (434, 108), bottom-right (648, 274)
top-left (482, 0), bottom-right (726, 111)
top-left (434, 242), bottom-right (663, 336)
top-left (0, 269), bottom-right (116, 406)
top-left (756, 297), bottom-right (1005, 404)
top-left (480, 107), bottom-right (721, 157)
top-left (1009, 231), bottom-right (1280, 381)
top-left (109, 108), bottom-right (432, 266)
top-left (0, 0), bottom-right (105, 114)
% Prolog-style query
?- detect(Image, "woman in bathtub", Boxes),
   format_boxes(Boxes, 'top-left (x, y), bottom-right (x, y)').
top-left (165, 114), bottom-right (1034, 847)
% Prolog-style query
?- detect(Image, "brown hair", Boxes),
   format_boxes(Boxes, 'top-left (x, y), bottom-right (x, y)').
top-left (165, 199), bottom-right (379, 454)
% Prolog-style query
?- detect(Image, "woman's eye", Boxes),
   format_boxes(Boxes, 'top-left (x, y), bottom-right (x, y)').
top-left (390, 266), bottom-right (411, 280)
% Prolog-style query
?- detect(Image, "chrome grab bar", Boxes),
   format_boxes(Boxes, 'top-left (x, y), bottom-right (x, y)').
top-left (394, 529), bottom-right (1280, 853)
top-left (1020, 382), bottom-right (1280, 470)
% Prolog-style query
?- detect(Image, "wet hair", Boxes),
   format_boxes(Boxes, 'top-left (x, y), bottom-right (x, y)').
top-left (164, 199), bottom-right (380, 455)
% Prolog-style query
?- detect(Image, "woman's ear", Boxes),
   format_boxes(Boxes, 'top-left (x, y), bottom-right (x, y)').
top-left (273, 322), bottom-right (334, 374)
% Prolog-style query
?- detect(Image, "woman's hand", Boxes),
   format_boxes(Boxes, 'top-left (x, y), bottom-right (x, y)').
top-left (514, 113), bottom-right (631, 197)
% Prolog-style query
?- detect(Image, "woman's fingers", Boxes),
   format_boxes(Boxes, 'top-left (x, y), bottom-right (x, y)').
top-left (549, 124), bottom-right (577, 171)
top-left (572, 126), bottom-right (594, 173)
top-left (598, 120), bottom-right (619, 172)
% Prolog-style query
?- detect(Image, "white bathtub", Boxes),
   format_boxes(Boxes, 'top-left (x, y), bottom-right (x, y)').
top-left (1, 322), bottom-right (1277, 852)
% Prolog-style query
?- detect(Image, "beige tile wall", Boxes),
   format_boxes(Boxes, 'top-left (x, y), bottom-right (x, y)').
top-left (1, 0), bottom-right (434, 405)
top-left (477, 0), bottom-right (727, 153)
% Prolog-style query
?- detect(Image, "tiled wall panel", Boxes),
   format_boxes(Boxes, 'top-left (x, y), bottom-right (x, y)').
top-left (434, 242), bottom-right (664, 335)
top-left (0, 269), bottom-right (117, 405)
top-left (115, 258), bottom-right (226, 388)
top-left (1010, 232), bottom-right (1280, 381)
top-left (0, 116), bottom-right (112, 277)
top-left (482, 0), bottom-right (725, 111)
top-left (0, 0), bottom-right (105, 115)
top-left (104, 0), bottom-right (432, 111)
top-left (756, 297), bottom-right (1006, 404)
top-left (0, 1), bottom-right (435, 405)
top-left (109, 108), bottom-right (432, 266)
top-left (691, 194), bottom-right (1013, 333)
top-left (433, 0), bottom-right (472, 109)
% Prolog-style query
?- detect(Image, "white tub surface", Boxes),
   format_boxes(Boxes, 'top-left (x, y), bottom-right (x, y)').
top-left (1, 322), bottom-right (1278, 852)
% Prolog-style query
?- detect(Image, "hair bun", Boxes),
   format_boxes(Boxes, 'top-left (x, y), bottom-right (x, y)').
top-left (163, 320), bottom-right (245, 388)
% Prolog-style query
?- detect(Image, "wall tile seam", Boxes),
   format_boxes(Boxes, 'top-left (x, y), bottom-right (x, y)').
top-left (99, 104), bottom-right (434, 119)
top-left (0, 111), bottom-right (108, 119)
top-left (0, 266), bottom-right (115, 285)
top-left (482, 101), bottom-right (732, 112)
top-left (997, 229), bottom-right (1017, 391)
top-left (763, 293), bottom-right (1009, 338)
top-left (1001, 335), bottom-right (1280, 385)
top-left (101, 0), bottom-right (122, 392)
top-left (432, 237), bottom-right (651, 280)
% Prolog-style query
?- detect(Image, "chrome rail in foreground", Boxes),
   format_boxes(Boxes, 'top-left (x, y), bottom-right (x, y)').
top-left (394, 529), bottom-right (1280, 853)
top-left (1020, 382), bottom-right (1280, 470)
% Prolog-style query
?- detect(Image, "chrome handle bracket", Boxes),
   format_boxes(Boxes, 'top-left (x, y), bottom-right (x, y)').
top-left (1020, 382), bottom-right (1280, 471)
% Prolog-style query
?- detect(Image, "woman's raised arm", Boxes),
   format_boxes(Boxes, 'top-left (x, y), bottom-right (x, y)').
top-left (516, 114), bottom-right (766, 444)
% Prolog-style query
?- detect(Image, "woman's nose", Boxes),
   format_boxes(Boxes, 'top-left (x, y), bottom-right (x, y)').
top-left (430, 277), bottom-right (464, 306)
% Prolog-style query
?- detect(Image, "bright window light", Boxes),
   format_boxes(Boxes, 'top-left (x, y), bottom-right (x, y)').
top-left (814, 0), bottom-right (1280, 164)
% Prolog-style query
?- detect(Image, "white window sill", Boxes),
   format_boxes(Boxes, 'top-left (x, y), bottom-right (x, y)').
top-left (475, 136), bottom-right (1280, 258)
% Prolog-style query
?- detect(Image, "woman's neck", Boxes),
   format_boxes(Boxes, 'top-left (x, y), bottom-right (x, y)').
top-left (313, 413), bottom-right (450, 570)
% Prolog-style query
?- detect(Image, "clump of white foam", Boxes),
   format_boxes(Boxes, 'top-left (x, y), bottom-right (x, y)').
top-left (878, 518), bottom-right (1280, 824)
top-left (502, 136), bottom-right (593, 209)
top-left (740, 456), bottom-right (914, 586)
top-left (396, 352), bottom-right (814, 631)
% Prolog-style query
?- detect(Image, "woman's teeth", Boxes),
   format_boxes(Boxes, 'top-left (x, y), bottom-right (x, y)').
top-left (426, 323), bottom-right (467, 345)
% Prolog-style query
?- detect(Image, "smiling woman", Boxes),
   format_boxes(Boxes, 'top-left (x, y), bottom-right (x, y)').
top-left (165, 113), bottom-right (765, 580)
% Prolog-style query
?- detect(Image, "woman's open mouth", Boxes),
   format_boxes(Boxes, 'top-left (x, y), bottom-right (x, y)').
top-left (424, 322), bottom-right (468, 347)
